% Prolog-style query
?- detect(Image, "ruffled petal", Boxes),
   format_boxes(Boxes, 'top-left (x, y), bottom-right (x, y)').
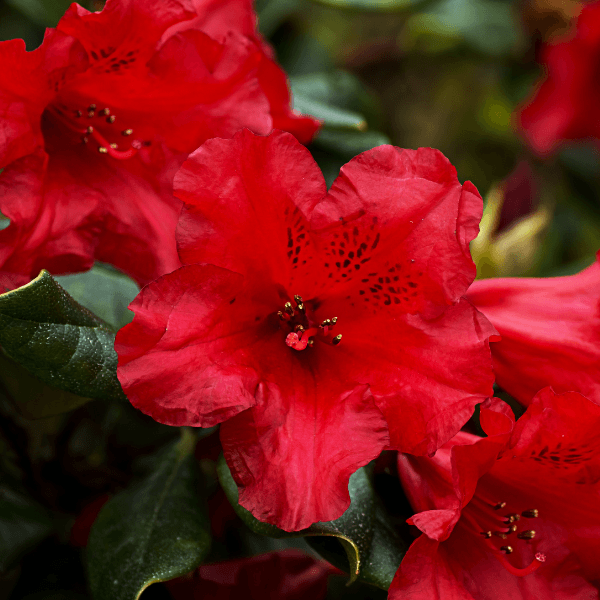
top-left (221, 383), bottom-right (389, 531)
top-left (116, 264), bottom-right (268, 427)
top-left (311, 146), bottom-right (482, 318)
top-left (466, 256), bottom-right (600, 405)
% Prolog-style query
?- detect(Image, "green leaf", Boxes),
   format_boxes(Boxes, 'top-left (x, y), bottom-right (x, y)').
top-left (87, 429), bottom-right (210, 600)
top-left (217, 456), bottom-right (408, 589)
top-left (0, 270), bottom-right (126, 403)
top-left (407, 0), bottom-right (521, 56)
top-left (292, 92), bottom-right (367, 130)
top-left (56, 264), bottom-right (139, 330)
top-left (315, 128), bottom-right (391, 157)
top-left (308, 0), bottom-right (426, 11)
top-left (0, 479), bottom-right (53, 572)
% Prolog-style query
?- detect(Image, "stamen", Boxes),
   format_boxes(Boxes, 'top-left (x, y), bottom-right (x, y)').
top-left (331, 317), bottom-right (338, 325)
top-left (110, 143), bottom-right (118, 149)
top-left (88, 104), bottom-right (96, 111)
top-left (98, 147), bottom-right (108, 154)
top-left (284, 302), bottom-right (295, 316)
top-left (504, 514), bottom-right (520, 524)
top-left (87, 110), bottom-right (95, 118)
top-left (81, 136), bottom-right (88, 144)
top-left (493, 532), bottom-right (508, 539)
top-left (517, 530), bottom-right (536, 540)
top-left (277, 311), bottom-right (289, 321)
top-left (497, 552), bottom-right (546, 577)
top-left (107, 115), bottom-right (116, 123)
top-left (122, 129), bottom-right (133, 136)
top-left (332, 334), bottom-right (342, 345)
top-left (494, 501), bottom-right (507, 510)
top-left (75, 110), bottom-right (82, 118)
top-left (480, 531), bottom-right (492, 539)
top-left (500, 546), bottom-right (513, 554)
top-left (522, 509), bottom-right (539, 518)
top-left (99, 108), bottom-right (110, 116)
top-left (86, 126), bottom-right (94, 134)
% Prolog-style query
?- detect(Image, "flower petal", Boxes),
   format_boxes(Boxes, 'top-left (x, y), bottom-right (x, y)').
top-left (221, 383), bottom-right (389, 531)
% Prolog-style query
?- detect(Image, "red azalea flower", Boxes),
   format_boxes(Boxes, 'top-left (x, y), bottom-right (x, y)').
top-left (518, 1), bottom-right (600, 155)
top-left (391, 390), bottom-right (600, 600)
top-left (0, 0), bottom-right (319, 289)
top-left (466, 253), bottom-right (600, 406)
top-left (167, 0), bottom-right (321, 145)
top-left (116, 129), bottom-right (496, 530)
top-left (163, 550), bottom-right (340, 600)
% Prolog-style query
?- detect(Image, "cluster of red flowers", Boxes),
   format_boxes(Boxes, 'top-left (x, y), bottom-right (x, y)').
top-left (2, 0), bottom-right (600, 598)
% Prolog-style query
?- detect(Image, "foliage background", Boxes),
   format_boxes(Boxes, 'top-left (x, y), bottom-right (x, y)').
top-left (1, 0), bottom-right (599, 598)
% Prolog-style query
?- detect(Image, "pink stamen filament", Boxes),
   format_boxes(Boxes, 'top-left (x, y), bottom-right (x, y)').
top-left (89, 128), bottom-right (137, 160)
top-left (48, 105), bottom-right (138, 160)
top-left (462, 513), bottom-right (546, 578)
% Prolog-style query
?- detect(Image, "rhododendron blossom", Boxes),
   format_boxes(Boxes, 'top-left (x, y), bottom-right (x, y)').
top-left (466, 253), bottom-right (600, 406)
top-left (391, 390), bottom-right (600, 600)
top-left (0, 0), bottom-right (319, 289)
top-left (518, 0), bottom-right (600, 155)
top-left (164, 550), bottom-right (339, 600)
top-left (116, 129), bottom-right (496, 531)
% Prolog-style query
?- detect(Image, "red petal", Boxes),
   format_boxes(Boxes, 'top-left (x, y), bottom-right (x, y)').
top-left (466, 257), bottom-right (600, 406)
top-left (311, 146), bottom-right (482, 318)
top-left (116, 264), bottom-right (264, 427)
top-left (175, 129), bottom-right (326, 284)
top-left (327, 299), bottom-right (496, 455)
top-left (389, 535), bottom-right (476, 600)
top-left (164, 550), bottom-right (337, 600)
top-left (221, 383), bottom-right (389, 531)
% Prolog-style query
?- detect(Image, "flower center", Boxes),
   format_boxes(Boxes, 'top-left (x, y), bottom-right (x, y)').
top-left (464, 494), bottom-right (546, 577)
top-left (44, 101), bottom-right (149, 160)
top-left (278, 295), bottom-right (341, 351)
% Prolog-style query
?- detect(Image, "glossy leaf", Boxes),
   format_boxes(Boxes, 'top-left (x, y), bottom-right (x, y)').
top-left (87, 429), bottom-right (210, 600)
top-left (308, 0), bottom-right (426, 11)
top-left (0, 270), bottom-right (126, 403)
top-left (217, 456), bottom-right (408, 589)
top-left (0, 479), bottom-right (53, 572)
top-left (56, 264), bottom-right (139, 330)
top-left (315, 128), bottom-right (391, 157)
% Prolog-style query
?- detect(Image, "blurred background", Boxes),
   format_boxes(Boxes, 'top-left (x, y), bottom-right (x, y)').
top-left (1, 0), bottom-right (599, 598)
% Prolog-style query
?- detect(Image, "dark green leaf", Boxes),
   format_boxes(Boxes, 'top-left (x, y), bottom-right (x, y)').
top-left (0, 479), bottom-right (53, 572)
top-left (56, 264), bottom-right (139, 330)
top-left (0, 270), bottom-right (126, 403)
top-left (315, 128), bottom-right (391, 157)
top-left (87, 429), bottom-right (210, 600)
top-left (308, 0), bottom-right (426, 11)
top-left (6, 0), bottom-right (74, 27)
top-left (217, 456), bottom-right (408, 589)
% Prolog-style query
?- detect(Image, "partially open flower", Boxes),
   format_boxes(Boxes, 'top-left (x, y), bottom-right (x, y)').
top-left (392, 389), bottom-right (600, 599)
top-left (466, 253), bottom-right (600, 405)
top-left (117, 129), bottom-right (496, 531)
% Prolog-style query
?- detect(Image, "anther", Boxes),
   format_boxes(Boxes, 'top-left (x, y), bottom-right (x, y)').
top-left (332, 334), bottom-right (342, 345)
top-left (500, 546), bottom-right (513, 554)
top-left (87, 110), bottom-right (95, 118)
top-left (107, 115), bottom-right (116, 123)
top-left (277, 311), bottom-right (288, 321)
top-left (86, 126), bottom-right (94, 134)
top-left (294, 325), bottom-right (305, 332)
top-left (75, 110), bottom-right (82, 118)
top-left (307, 339), bottom-right (314, 346)
top-left (294, 295), bottom-right (303, 305)
top-left (517, 530), bottom-right (536, 540)
top-left (493, 502), bottom-right (507, 510)
top-left (331, 317), bottom-right (338, 325)
top-left (320, 319), bottom-right (331, 328)
top-left (122, 129), bottom-right (133, 136)
top-left (493, 532), bottom-right (508, 539)
top-left (522, 509), bottom-right (539, 518)
top-left (98, 147), bottom-right (108, 154)
top-left (81, 136), bottom-right (88, 144)
top-left (504, 514), bottom-right (520, 524)
top-left (88, 104), bottom-right (96, 110)
top-left (480, 531), bottom-right (492, 539)
top-left (507, 524), bottom-right (518, 533)
top-left (99, 108), bottom-right (110, 116)
top-left (284, 302), bottom-right (294, 316)
top-left (110, 143), bottom-right (118, 149)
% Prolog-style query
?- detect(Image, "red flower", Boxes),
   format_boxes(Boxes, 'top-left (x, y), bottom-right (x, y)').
top-left (163, 550), bottom-right (339, 600)
top-left (391, 390), bottom-right (600, 600)
top-left (0, 0), bottom-right (319, 289)
top-left (518, 1), bottom-right (600, 155)
top-left (466, 253), bottom-right (600, 406)
top-left (116, 129), bottom-right (496, 530)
